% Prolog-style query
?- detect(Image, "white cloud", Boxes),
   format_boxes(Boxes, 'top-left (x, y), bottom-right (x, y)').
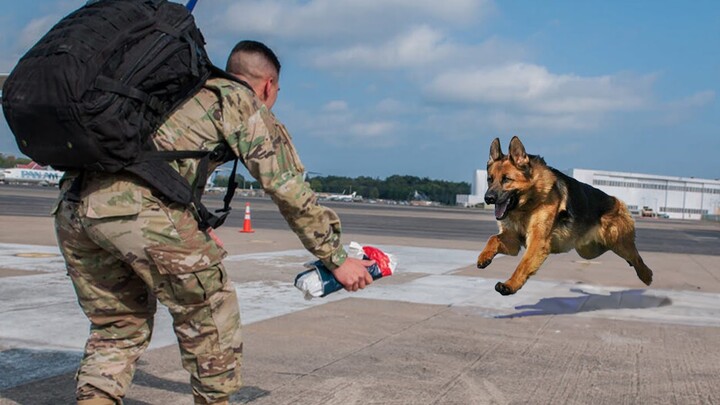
top-left (313, 26), bottom-right (455, 70)
top-left (322, 100), bottom-right (348, 112)
top-left (348, 121), bottom-right (397, 138)
top-left (198, 0), bottom-right (515, 75)
top-left (311, 28), bottom-right (526, 72)
top-left (1, 0), bottom-right (84, 71)
top-left (376, 98), bottom-right (409, 114)
top-left (0, 16), bottom-right (58, 71)
top-left (650, 90), bottom-right (717, 126)
top-left (211, 0), bottom-right (491, 42)
top-left (487, 111), bottom-right (600, 132)
top-left (287, 106), bottom-right (401, 146)
top-left (666, 90), bottom-right (715, 109)
top-left (425, 63), bottom-right (653, 114)
top-left (18, 16), bottom-right (57, 50)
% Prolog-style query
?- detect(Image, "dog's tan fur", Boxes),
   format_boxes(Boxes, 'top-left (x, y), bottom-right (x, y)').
top-left (478, 136), bottom-right (653, 295)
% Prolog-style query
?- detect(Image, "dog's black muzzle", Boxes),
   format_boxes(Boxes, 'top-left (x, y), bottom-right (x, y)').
top-left (484, 189), bottom-right (498, 205)
top-left (485, 189), bottom-right (518, 220)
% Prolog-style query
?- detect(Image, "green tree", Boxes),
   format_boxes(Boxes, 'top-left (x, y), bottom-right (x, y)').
top-left (213, 175), bottom-right (229, 187)
top-left (0, 154), bottom-right (32, 168)
top-left (308, 178), bottom-right (323, 192)
top-left (307, 174), bottom-right (469, 205)
top-left (368, 187), bottom-right (380, 199)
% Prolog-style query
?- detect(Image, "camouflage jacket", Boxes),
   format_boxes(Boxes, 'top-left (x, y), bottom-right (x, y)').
top-left (155, 77), bottom-right (348, 269)
top-left (63, 78), bottom-right (347, 270)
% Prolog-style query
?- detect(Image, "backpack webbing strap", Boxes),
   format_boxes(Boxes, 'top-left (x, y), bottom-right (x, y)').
top-left (95, 76), bottom-right (163, 112)
top-left (130, 145), bottom-right (241, 231)
top-left (95, 76), bottom-right (149, 102)
top-left (65, 172), bottom-right (86, 203)
top-left (221, 157), bottom-right (240, 214)
top-left (187, 145), bottom-right (241, 230)
top-left (125, 159), bottom-right (198, 205)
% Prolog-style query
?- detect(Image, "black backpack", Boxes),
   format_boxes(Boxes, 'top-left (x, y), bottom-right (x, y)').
top-left (1, 0), bottom-right (243, 230)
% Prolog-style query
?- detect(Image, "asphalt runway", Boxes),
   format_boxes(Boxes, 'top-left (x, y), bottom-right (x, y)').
top-left (0, 184), bottom-right (718, 256)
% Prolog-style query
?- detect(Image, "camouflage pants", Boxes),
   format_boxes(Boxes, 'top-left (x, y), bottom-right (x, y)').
top-left (54, 174), bottom-right (242, 404)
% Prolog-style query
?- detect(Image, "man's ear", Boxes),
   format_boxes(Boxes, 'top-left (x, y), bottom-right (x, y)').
top-left (508, 136), bottom-right (529, 168)
top-left (260, 78), bottom-right (273, 103)
top-left (489, 138), bottom-right (504, 164)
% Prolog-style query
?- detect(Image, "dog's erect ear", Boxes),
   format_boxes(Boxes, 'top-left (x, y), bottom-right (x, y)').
top-left (489, 138), bottom-right (504, 164)
top-left (508, 136), bottom-right (529, 168)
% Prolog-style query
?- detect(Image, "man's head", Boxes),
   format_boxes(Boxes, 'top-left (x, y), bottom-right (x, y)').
top-left (226, 40), bottom-right (281, 109)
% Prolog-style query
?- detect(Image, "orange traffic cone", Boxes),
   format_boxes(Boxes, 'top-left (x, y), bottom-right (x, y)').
top-left (239, 202), bottom-right (255, 233)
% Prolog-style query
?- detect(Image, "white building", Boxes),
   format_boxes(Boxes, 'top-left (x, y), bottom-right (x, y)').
top-left (456, 170), bottom-right (490, 208)
top-left (459, 168), bottom-right (720, 220)
top-left (567, 169), bottom-right (720, 220)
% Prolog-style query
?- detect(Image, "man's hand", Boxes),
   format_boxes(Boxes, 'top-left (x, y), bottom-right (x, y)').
top-left (330, 257), bottom-right (375, 292)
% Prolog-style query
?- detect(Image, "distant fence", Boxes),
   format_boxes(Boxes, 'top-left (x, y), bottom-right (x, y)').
top-left (701, 214), bottom-right (720, 222)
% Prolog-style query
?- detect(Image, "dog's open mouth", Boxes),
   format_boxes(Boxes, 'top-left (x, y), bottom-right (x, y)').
top-left (494, 193), bottom-right (518, 220)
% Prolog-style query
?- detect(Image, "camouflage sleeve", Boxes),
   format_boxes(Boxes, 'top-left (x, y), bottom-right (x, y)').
top-left (212, 80), bottom-right (348, 269)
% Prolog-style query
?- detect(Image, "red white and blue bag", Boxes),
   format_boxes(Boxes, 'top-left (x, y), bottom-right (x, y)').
top-left (294, 242), bottom-right (397, 300)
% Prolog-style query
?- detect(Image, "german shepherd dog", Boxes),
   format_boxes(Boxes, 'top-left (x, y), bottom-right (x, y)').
top-left (477, 136), bottom-right (653, 295)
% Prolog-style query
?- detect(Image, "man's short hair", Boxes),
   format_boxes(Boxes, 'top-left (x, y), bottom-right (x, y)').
top-left (226, 40), bottom-right (281, 76)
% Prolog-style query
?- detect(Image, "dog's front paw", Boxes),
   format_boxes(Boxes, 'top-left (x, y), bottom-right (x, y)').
top-left (477, 258), bottom-right (492, 269)
top-left (477, 253), bottom-right (494, 269)
top-left (495, 282), bottom-right (515, 296)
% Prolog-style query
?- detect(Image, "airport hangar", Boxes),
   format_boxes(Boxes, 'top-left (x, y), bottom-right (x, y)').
top-left (457, 168), bottom-right (720, 221)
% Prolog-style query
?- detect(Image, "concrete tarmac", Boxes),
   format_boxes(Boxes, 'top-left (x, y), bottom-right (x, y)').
top-left (1, 211), bottom-right (720, 404)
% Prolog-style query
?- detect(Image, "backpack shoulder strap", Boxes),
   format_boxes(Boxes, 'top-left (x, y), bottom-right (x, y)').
top-left (127, 66), bottom-right (252, 230)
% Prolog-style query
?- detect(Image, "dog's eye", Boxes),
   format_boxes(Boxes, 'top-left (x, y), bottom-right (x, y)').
top-left (487, 176), bottom-right (493, 183)
top-left (502, 176), bottom-right (512, 184)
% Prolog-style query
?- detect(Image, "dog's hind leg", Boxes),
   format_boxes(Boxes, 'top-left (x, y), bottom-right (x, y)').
top-left (601, 202), bottom-right (653, 286)
top-left (610, 236), bottom-right (653, 286)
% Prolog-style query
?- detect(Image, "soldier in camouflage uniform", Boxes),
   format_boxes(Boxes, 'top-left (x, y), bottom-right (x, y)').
top-left (54, 40), bottom-right (375, 405)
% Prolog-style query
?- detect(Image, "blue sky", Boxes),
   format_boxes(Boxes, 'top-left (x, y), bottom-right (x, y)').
top-left (1, 0), bottom-right (718, 183)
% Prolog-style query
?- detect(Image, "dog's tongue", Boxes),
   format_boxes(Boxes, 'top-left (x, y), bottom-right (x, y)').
top-left (494, 200), bottom-right (509, 220)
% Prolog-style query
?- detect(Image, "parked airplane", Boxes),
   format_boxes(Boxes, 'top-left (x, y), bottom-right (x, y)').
top-left (323, 191), bottom-right (359, 202)
top-left (0, 168), bottom-right (64, 186)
